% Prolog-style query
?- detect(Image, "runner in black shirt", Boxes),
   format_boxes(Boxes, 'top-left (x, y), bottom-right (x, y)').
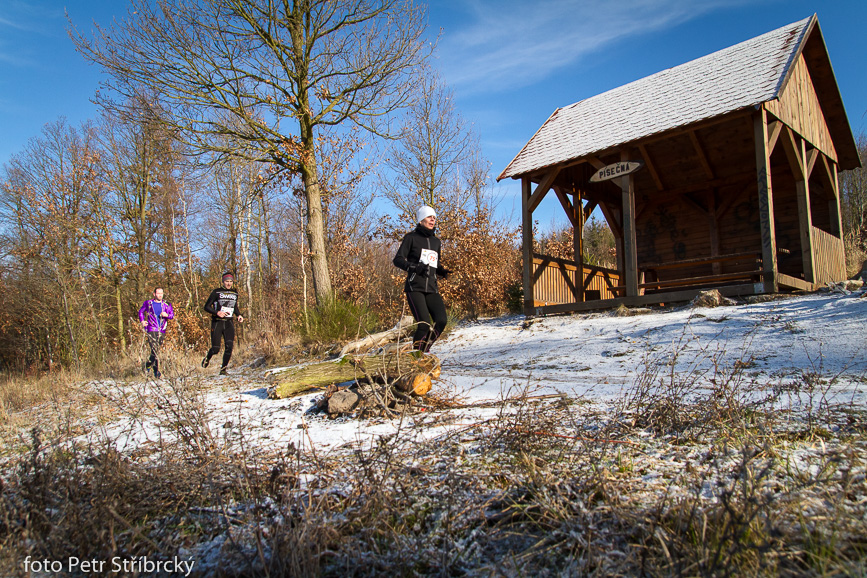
top-left (202, 272), bottom-right (245, 375)
top-left (393, 205), bottom-right (451, 352)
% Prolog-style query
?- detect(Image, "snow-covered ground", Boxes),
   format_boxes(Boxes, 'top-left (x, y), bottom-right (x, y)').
top-left (91, 290), bottom-right (867, 458)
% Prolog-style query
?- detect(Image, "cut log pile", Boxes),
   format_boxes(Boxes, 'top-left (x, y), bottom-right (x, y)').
top-left (265, 316), bottom-right (442, 417)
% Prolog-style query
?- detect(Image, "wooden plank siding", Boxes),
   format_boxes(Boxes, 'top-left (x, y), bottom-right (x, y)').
top-left (811, 226), bottom-right (846, 285)
top-left (765, 54), bottom-right (838, 163)
top-left (531, 254), bottom-right (620, 306)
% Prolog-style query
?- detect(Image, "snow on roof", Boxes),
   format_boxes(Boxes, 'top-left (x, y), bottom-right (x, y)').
top-left (498, 16), bottom-right (814, 181)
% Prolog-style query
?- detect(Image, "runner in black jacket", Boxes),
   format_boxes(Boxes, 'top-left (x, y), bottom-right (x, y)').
top-left (393, 205), bottom-right (451, 352)
top-left (202, 272), bottom-right (245, 375)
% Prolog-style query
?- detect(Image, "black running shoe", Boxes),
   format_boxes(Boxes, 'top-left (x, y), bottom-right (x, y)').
top-left (154, 370), bottom-right (162, 379)
top-left (201, 357), bottom-right (210, 368)
top-left (219, 367), bottom-right (228, 376)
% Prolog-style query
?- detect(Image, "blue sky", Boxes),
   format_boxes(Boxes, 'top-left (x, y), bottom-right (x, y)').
top-left (2, 0), bottom-right (866, 228)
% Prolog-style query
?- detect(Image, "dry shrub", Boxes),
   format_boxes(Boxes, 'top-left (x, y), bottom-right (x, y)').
top-left (0, 430), bottom-right (231, 575)
top-left (436, 206), bottom-right (520, 318)
top-left (0, 368), bottom-right (80, 419)
top-left (535, 216), bottom-right (617, 268)
top-left (171, 307), bottom-right (210, 351)
top-left (845, 240), bottom-right (866, 279)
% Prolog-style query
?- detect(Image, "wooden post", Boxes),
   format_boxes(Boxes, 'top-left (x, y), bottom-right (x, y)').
top-left (575, 187), bottom-right (585, 302)
top-left (754, 108), bottom-right (778, 293)
top-left (522, 177), bottom-right (534, 315)
top-left (830, 160), bottom-right (847, 274)
top-left (620, 150), bottom-right (639, 297)
top-left (830, 159), bottom-right (844, 238)
top-left (599, 202), bottom-right (624, 278)
top-left (707, 188), bottom-right (721, 275)
top-left (795, 138), bottom-right (815, 283)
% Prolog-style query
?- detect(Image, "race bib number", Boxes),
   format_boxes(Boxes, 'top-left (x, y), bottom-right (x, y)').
top-left (419, 248), bottom-right (438, 268)
top-left (220, 306), bottom-right (234, 317)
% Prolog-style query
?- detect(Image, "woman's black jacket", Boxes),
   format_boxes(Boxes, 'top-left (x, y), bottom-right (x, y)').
top-left (393, 225), bottom-right (447, 294)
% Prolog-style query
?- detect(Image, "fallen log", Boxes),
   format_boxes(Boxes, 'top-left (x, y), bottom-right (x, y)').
top-left (393, 372), bottom-right (433, 396)
top-left (339, 315), bottom-right (416, 356)
top-left (266, 351), bottom-right (440, 399)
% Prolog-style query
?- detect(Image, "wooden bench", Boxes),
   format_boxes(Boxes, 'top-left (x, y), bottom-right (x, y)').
top-left (640, 252), bottom-right (762, 291)
top-left (612, 252), bottom-right (762, 294)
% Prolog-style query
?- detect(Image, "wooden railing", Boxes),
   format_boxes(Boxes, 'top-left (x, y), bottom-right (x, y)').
top-left (811, 227), bottom-right (846, 286)
top-left (531, 253), bottom-right (621, 305)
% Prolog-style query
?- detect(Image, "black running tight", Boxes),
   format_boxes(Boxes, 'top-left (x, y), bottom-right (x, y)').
top-left (405, 291), bottom-right (447, 352)
top-left (206, 319), bottom-right (235, 368)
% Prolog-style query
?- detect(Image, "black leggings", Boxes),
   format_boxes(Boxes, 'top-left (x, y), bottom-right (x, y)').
top-left (406, 291), bottom-right (447, 352)
top-left (206, 319), bottom-right (235, 368)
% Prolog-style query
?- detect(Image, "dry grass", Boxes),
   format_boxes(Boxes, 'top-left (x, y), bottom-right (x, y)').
top-left (0, 332), bottom-right (865, 576)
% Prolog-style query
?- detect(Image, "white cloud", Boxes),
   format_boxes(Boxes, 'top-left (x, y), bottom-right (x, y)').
top-left (435, 0), bottom-right (764, 94)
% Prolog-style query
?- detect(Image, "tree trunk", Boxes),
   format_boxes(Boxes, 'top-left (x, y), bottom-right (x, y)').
top-left (267, 352), bottom-right (440, 399)
top-left (300, 133), bottom-right (333, 305)
top-left (115, 280), bottom-right (126, 351)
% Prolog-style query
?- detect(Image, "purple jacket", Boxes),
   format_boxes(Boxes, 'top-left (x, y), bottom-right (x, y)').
top-left (138, 300), bottom-right (175, 333)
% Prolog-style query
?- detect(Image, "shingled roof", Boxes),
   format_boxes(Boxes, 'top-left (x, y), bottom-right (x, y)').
top-left (498, 15), bottom-right (857, 180)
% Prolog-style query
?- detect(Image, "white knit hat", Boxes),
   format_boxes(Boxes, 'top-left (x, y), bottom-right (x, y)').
top-left (416, 205), bottom-right (436, 223)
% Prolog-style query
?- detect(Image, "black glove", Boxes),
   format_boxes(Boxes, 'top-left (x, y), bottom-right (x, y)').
top-left (437, 266), bottom-right (451, 279)
top-left (413, 262), bottom-right (429, 276)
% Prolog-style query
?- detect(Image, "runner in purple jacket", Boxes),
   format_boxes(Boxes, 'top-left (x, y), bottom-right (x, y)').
top-left (138, 287), bottom-right (174, 379)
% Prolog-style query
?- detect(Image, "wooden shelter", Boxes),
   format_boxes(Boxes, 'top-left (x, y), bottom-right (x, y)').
top-left (499, 15), bottom-right (861, 316)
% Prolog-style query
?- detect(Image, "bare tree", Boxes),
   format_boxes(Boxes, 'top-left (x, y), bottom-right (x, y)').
top-left (70, 0), bottom-right (431, 305)
top-left (840, 133), bottom-right (867, 256)
top-left (0, 119), bottom-right (102, 367)
top-left (379, 71), bottom-right (488, 222)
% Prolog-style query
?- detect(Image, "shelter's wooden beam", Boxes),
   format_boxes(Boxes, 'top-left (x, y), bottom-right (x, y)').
top-left (689, 130), bottom-right (715, 180)
top-left (795, 137), bottom-right (816, 283)
top-left (582, 199), bottom-right (598, 225)
top-left (754, 108), bottom-right (778, 292)
top-left (635, 200), bottom-right (650, 223)
top-left (821, 155), bottom-right (838, 200)
top-left (767, 119), bottom-right (784, 155)
top-left (597, 202), bottom-right (622, 238)
top-left (645, 170), bottom-right (754, 200)
top-left (682, 193), bottom-right (708, 216)
top-left (552, 185), bottom-right (577, 227)
top-left (805, 147), bottom-right (819, 180)
top-left (637, 144), bottom-right (665, 191)
top-left (522, 177), bottom-right (534, 315)
top-left (620, 150), bottom-right (639, 297)
top-left (598, 201), bottom-right (624, 273)
top-left (528, 167), bottom-right (560, 212)
top-left (779, 126), bottom-right (804, 177)
top-left (587, 157), bottom-right (606, 170)
top-left (579, 108), bottom-right (755, 166)
top-left (780, 126), bottom-right (815, 281)
top-left (716, 191), bottom-right (742, 220)
top-left (830, 158), bottom-right (843, 238)
top-left (540, 109), bottom-right (757, 182)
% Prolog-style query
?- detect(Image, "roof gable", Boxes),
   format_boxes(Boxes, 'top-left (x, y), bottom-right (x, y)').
top-left (498, 15), bottom-right (853, 181)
